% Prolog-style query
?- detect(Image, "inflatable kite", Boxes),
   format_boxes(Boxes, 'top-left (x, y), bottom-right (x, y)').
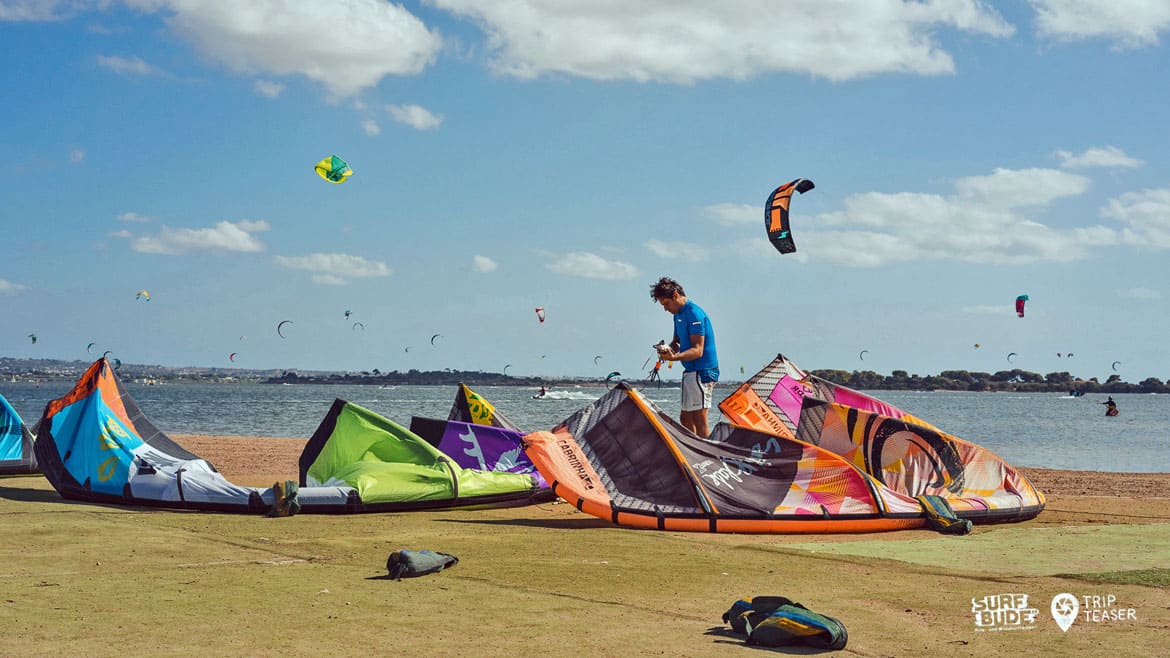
top-left (447, 383), bottom-right (520, 430)
top-left (718, 354), bottom-right (1045, 523)
top-left (523, 383), bottom-right (930, 534)
top-left (535, 307), bottom-right (546, 323)
top-left (1015, 294), bottom-right (1028, 317)
top-left (314, 155), bottom-right (352, 184)
top-left (409, 415), bottom-right (548, 490)
top-left (33, 359), bottom-right (301, 513)
top-left (1, 392), bottom-right (38, 475)
top-left (298, 399), bottom-right (543, 513)
top-left (764, 178), bottom-right (815, 254)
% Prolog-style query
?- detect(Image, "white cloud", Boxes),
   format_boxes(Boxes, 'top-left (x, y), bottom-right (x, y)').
top-left (274, 252), bottom-right (392, 284)
top-left (431, 0), bottom-right (1013, 83)
top-left (68, 148), bottom-right (85, 163)
top-left (97, 54), bottom-right (163, 76)
top-left (253, 79), bottom-right (284, 98)
top-left (126, 219), bottom-right (269, 255)
top-left (953, 167), bottom-right (1091, 207)
top-left (645, 239), bottom-right (709, 261)
top-left (0, 0), bottom-right (83, 21)
top-left (386, 103), bottom-right (443, 130)
top-left (124, 0), bottom-right (442, 97)
top-left (117, 211), bottom-right (153, 223)
top-left (703, 202), bottom-right (757, 226)
top-left (0, 278), bottom-right (28, 296)
top-left (802, 167), bottom-right (1110, 266)
top-left (471, 255), bottom-right (498, 272)
top-left (311, 274), bottom-right (348, 286)
top-left (1056, 145), bottom-right (1144, 169)
top-left (546, 251), bottom-right (637, 280)
top-left (1029, 0), bottom-right (1170, 48)
top-left (1120, 287), bottom-right (1161, 300)
top-left (361, 119), bottom-right (381, 136)
top-left (109, 229), bottom-right (132, 238)
top-left (1102, 187), bottom-right (1170, 248)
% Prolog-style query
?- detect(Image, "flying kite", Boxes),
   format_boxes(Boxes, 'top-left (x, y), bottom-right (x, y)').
top-left (86, 342), bottom-right (96, 354)
top-left (352, 322), bottom-right (365, 332)
top-left (102, 350), bottom-right (113, 359)
top-left (859, 349), bottom-right (869, 361)
top-left (503, 364), bottom-right (512, 375)
top-left (594, 355), bottom-right (603, 365)
top-left (136, 289), bottom-right (150, 302)
top-left (430, 333), bottom-right (441, 346)
top-left (605, 371), bottom-right (622, 385)
top-left (1015, 294), bottom-right (1028, 317)
top-left (1007, 352), bottom-right (1017, 363)
top-left (276, 320), bottom-right (293, 338)
top-left (344, 309), bottom-right (352, 320)
top-left (229, 352), bottom-right (238, 362)
top-left (974, 343), bottom-right (981, 349)
top-left (314, 154), bottom-right (352, 184)
top-left (534, 307), bottom-right (546, 323)
top-left (1112, 361), bottom-right (1121, 372)
top-left (27, 333), bottom-right (37, 345)
top-left (764, 178), bottom-right (815, 254)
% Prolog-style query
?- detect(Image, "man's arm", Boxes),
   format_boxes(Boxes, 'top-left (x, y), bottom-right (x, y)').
top-left (666, 334), bottom-right (704, 363)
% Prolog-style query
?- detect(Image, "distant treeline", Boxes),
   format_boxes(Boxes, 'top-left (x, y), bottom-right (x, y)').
top-left (263, 369), bottom-right (621, 387)
top-left (3, 357), bottom-right (1164, 393)
top-left (266, 367), bottom-right (1167, 393)
top-left (807, 369), bottom-right (1168, 394)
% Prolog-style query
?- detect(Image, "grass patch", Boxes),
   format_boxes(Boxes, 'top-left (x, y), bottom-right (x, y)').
top-left (1060, 567), bottom-right (1170, 588)
top-left (4, 477), bottom-right (1170, 657)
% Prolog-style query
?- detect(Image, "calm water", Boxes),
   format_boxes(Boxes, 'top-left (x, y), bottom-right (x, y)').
top-left (3, 382), bottom-right (1167, 473)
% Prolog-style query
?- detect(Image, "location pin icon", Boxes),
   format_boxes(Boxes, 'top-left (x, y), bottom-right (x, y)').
top-left (1051, 593), bottom-right (1078, 632)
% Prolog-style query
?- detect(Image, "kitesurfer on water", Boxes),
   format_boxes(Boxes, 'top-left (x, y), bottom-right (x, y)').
top-left (1101, 396), bottom-right (1119, 417)
top-left (535, 386), bottom-right (547, 399)
top-left (650, 277), bottom-right (719, 438)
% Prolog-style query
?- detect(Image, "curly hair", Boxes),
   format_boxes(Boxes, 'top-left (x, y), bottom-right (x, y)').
top-left (650, 276), bottom-right (684, 300)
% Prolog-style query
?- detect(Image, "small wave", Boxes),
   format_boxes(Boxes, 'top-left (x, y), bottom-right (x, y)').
top-left (533, 390), bottom-right (598, 400)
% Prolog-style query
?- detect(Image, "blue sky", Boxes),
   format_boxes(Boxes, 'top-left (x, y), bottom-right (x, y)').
top-left (3, 1), bottom-right (1169, 382)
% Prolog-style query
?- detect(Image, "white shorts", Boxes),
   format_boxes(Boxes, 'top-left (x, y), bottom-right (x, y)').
top-left (681, 371), bottom-right (715, 411)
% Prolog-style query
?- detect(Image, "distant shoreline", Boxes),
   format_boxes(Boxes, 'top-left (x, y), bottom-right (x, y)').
top-left (2, 356), bottom-right (1162, 393)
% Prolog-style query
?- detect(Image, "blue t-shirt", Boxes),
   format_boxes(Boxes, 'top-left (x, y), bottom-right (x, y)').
top-left (673, 300), bottom-right (719, 382)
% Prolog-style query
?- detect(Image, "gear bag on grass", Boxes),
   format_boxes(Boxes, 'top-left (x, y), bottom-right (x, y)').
top-left (722, 595), bottom-right (847, 650)
top-left (386, 549), bottom-right (459, 580)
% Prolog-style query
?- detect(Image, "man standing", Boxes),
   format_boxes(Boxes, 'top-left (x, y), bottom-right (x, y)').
top-left (650, 277), bottom-right (719, 438)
